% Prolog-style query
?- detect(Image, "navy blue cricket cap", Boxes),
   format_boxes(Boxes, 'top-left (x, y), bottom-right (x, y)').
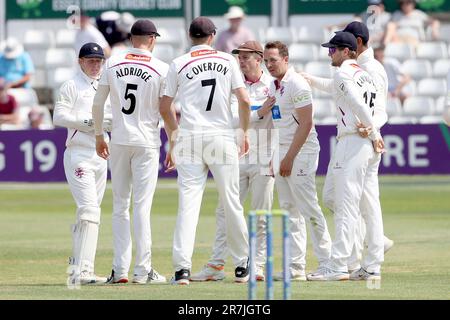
top-left (79, 42), bottom-right (105, 59)
top-left (341, 21), bottom-right (370, 43)
top-left (322, 31), bottom-right (357, 51)
top-left (189, 16), bottom-right (217, 38)
top-left (131, 19), bottom-right (160, 37)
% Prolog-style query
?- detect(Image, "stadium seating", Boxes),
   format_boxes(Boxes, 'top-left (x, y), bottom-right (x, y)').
top-left (416, 42), bottom-right (448, 61)
top-left (24, 30), bottom-right (55, 50)
top-left (8, 18), bottom-right (448, 126)
top-left (402, 59), bottom-right (432, 81)
top-left (385, 43), bottom-right (415, 61)
top-left (296, 26), bottom-right (327, 44)
top-left (47, 67), bottom-right (76, 89)
top-left (416, 78), bottom-right (447, 98)
top-left (265, 27), bottom-right (297, 45)
top-left (45, 48), bottom-right (77, 69)
top-left (433, 59), bottom-right (450, 78)
top-left (386, 97), bottom-right (403, 118)
top-left (55, 29), bottom-right (77, 49)
top-left (8, 88), bottom-right (39, 107)
top-left (289, 43), bottom-right (318, 65)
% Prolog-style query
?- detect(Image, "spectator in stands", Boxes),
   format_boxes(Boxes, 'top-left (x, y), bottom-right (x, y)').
top-left (75, 11), bottom-right (111, 58)
top-left (374, 45), bottom-right (411, 104)
top-left (359, 0), bottom-right (391, 46)
top-left (28, 106), bottom-right (53, 130)
top-left (384, 0), bottom-right (440, 46)
top-left (96, 11), bottom-right (135, 52)
top-left (325, 1), bottom-right (391, 47)
top-left (0, 38), bottom-right (34, 89)
top-left (0, 78), bottom-right (21, 128)
top-left (110, 12), bottom-right (136, 55)
top-left (215, 6), bottom-right (255, 54)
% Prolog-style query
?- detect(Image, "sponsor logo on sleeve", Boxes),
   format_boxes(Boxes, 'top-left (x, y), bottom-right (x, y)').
top-left (292, 93), bottom-right (311, 105)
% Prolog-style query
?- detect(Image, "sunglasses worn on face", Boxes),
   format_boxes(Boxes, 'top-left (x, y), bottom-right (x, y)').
top-left (328, 47), bottom-right (337, 55)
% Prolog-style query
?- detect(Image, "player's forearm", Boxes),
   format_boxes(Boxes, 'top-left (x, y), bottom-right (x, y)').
top-left (308, 75), bottom-right (333, 92)
top-left (8, 74), bottom-right (31, 89)
top-left (53, 105), bottom-right (94, 132)
top-left (159, 96), bottom-right (178, 145)
top-left (238, 103), bottom-right (250, 132)
top-left (92, 85), bottom-right (110, 135)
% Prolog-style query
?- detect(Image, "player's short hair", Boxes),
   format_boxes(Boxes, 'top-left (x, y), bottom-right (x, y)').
top-left (264, 41), bottom-right (289, 58)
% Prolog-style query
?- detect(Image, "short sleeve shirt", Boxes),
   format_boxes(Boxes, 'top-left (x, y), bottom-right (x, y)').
top-left (163, 45), bottom-right (245, 136)
top-left (268, 67), bottom-right (319, 154)
top-left (99, 48), bottom-right (168, 147)
top-left (0, 52), bottom-right (35, 88)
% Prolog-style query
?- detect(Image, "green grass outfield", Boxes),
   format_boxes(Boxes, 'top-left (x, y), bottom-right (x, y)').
top-left (0, 175), bottom-right (449, 300)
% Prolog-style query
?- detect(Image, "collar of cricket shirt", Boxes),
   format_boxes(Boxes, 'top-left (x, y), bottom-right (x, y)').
top-left (357, 47), bottom-right (374, 65)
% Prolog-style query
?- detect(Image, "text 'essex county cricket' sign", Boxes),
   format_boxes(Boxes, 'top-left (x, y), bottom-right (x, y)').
top-left (7, 0), bottom-right (184, 20)
top-left (0, 124), bottom-right (449, 182)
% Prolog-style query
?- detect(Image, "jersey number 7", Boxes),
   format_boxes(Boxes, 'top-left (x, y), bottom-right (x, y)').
top-left (202, 78), bottom-right (216, 111)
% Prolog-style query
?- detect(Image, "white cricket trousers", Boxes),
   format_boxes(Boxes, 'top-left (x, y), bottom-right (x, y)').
top-left (324, 135), bottom-right (384, 273)
top-left (208, 161), bottom-right (275, 267)
top-left (274, 147), bottom-right (332, 270)
top-left (172, 135), bottom-right (249, 271)
top-left (109, 144), bottom-right (159, 278)
top-left (64, 146), bottom-right (107, 273)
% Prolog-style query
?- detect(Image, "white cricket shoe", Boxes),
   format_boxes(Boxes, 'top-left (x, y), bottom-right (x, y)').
top-left (72, 271), bottom-right (107, 285)
top-left (133, 268), bottom-right (167, 284)
top-left (307, 268), bottom-right (349, 281)
top-left (255, 266), bottom-right (265, 282)
top-left (350, 268), bottom-right (381, 281)
top-left (190, 264), bottom-right (225, 281)
top-left (274, 269), bottom-right (306, 282)
top-left (384, 237), bottom-right (394, 253)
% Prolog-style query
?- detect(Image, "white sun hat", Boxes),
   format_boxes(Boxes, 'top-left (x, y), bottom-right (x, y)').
top-left (224, 6), bottom-right (245, 20)
top-left (2, 38), bottom-right (24, 59)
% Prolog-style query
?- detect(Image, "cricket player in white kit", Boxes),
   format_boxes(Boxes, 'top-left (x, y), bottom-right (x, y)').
top-left (190, 41), bottom-right (275, 282)
top-left (307, 32), bottom-right (385, 281)
top-left (303, 21), bottom-right (393, 279)
top-left (53, 43), bottom-right (110, 285)
top-left (263, 41), bottom-right (332, 280)
top-left (92, 20), bottom-right (168, 284)
top-left (159, 17), bottom-right (251, 285)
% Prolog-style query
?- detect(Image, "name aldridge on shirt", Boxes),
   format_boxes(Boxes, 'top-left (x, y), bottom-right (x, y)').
top-left (116, 67), bottom-right (152, 82)
top-left (186, 62), bottom-right (229, 80)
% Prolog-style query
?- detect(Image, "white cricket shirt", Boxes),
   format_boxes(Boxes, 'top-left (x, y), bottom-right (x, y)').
top-left (357, 47), bottom-right (388, 129)
top-left (230, 70), bottom-right (275, 156)
top-left (163, 44), bottom-right (245, 136)
top-left (268, 67), bottom-right (320, 154)
top-left (332, 59), bottom-right (380, 140)
top-left (54, 69), bottom-right (111, 149)
top-left (99, 48), bottom-right (169, 147)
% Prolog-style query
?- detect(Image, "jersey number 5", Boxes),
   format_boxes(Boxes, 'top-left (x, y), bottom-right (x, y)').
top-left (202, 79), bottom-right (216, 111)
top-left (122, 83), bottom-right (138, 115)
